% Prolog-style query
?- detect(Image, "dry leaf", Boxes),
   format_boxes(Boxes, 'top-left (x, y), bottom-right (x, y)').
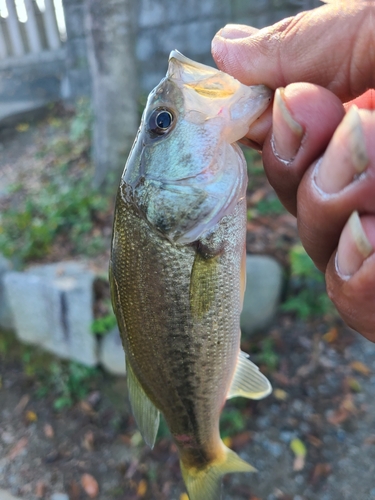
top-left (231, 431), bottom-right (253, 449)
top-left (7, 436), bottom-right (28, 460)
top-left (274, 388), bottom-right (288, 401)
top-left (44, 424), bottom-right (54, 439)
top-left (82, 431), bottom-right (95, 451)
top-left (322, 327), bottom-right (338, 343)
top-left (311, 463), bottom-right (332, 484)
top-left (137, 479), bottom-right (147, 497)
top-left (350, 361), bottom-right (371, 376)
top-left (69, 480), bottom-right (81, 500)
top-left (81, 473), bottom-right (99, 498)
top-left (15, 395), bottom-right (30, 414)
top-left (35, 480), bottom-right (46, 498)
top-left (25, 410), bottom-right (37, 423)
top-left (345, 377), bottom-right (362, 393)
top-left (327, 394), bottom-right (357, 425)
top-left (307, 434), bottom-right (322, 448)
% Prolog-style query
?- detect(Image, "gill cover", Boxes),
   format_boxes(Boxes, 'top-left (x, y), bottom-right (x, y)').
top-left (122, 51), bottom-right (271, 244)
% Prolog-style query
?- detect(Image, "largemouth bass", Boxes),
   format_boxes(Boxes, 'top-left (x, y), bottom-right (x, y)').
top-left (110, 51), bottom-right (272, 500)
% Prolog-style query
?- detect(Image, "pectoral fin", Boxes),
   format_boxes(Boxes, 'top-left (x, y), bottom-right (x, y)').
top-left (227, 350), bottom-right (272, 400)
top-left (126, 359), bottom-right (160, 448)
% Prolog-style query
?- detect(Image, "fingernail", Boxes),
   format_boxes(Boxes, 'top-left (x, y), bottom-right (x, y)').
top-left (271, 88), bottom-right (304, 163)
top-left (316, 105), bottom-right (369, 194)
top-left (337, 211), bottom-right (374, 277)
top-left (218, 24), bottom-right (258, 40)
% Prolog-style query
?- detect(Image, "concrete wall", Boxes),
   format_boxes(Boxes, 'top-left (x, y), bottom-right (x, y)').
top-left (0, 0), bottom-right (322, 122)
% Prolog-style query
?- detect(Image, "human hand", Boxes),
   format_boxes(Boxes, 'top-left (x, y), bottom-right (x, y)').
top-left (212, 2), bottom-right (375, 341)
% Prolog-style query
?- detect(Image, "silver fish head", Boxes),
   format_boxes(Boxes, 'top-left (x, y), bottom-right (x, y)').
top-left (122, 50), bottom-right (272, 244)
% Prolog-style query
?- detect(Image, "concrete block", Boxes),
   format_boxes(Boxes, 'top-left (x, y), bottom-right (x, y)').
top-left (99, 327), bottom-right (126, 376)
top-left (0, 255), bottom-right (13, 330)
top-left (240, 255), bottom-right (284, 337)
top-left (4, 262), bottom-right (97, 366)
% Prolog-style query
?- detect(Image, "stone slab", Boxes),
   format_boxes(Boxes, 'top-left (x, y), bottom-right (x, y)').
top-left (0, 255), bottom-right (13, 330)
top-left (4, 262), bottom-right (97, 366)
top-left (99, 327), bottom-right (126, 376)
top-left (240, 255), bottom-right (284, 337)
top-left (0, 489), bottom-right (22, 500)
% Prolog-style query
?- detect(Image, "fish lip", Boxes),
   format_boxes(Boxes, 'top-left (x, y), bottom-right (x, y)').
top-left (168, 50), bottom-right (218, 74)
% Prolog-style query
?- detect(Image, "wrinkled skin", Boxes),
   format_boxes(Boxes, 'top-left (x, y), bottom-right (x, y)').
top-left (212, 0), bottom-right (375, 341)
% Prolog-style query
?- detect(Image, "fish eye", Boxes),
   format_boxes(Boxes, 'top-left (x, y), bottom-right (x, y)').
top-left (148, 108), bottom-right (174, 136)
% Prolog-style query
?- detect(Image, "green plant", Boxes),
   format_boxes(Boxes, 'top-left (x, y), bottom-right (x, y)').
top-left (92, 310), bottom-right (117, 336)
top-left (49, 361), bottom-right (99, 410)
top-left (257, 337), bottom-right (279, 371)
top-left (282, 244), bottom-right (334, 320)
top-left (255, 196), bottom-right (286, 216)
top-left (0, 100), bottom-right (110, 264)
top-left (220, 405), bottom-right (246, 438)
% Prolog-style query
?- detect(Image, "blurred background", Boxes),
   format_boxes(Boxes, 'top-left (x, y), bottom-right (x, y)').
top-left (1, 1), bottom-right (375, 500)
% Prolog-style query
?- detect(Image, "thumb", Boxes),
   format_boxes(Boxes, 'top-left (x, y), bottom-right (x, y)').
top-left (212, 2), bottom-right (373, 102)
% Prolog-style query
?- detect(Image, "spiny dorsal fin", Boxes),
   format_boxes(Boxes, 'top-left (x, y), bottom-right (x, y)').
top-left (126, 359), bottom-right (160, 448)
top-left (227, 350), bottom-right (272, 400)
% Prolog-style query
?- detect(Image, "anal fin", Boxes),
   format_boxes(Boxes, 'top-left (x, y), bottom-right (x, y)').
top-left (126, 359), bottom-right (160, 448)
top-left (227, 350), bottom-right (272, 400)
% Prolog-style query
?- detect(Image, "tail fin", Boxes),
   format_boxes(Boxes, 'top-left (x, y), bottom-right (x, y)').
top-left (180, 444), bottom-right (256, 500)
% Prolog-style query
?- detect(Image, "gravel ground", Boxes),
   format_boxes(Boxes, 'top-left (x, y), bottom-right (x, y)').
top-left (1, 315), bottom-right (375, 500)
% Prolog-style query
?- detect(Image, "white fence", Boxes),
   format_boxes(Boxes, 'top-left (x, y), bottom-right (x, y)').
top-left (0, 0), bottom-right (65, 61)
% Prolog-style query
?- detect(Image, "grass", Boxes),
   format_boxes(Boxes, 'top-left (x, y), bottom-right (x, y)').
top-left (0, 99), bottom-right (112, 266)
top-left (282, 244), bottom-right (335, 320)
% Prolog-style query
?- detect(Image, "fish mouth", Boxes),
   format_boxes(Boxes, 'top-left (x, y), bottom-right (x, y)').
top-left (168, 50), bottom-right (215, 73)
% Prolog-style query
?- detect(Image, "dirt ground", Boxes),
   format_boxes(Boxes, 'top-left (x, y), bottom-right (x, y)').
top-left (1, 114), bottom-right (375, 500)
top-left (1, 318), bottom-right (375, 500)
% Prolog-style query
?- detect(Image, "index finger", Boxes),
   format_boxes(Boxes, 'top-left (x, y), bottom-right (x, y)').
top-left (212, 2), bottom-right (374, 102)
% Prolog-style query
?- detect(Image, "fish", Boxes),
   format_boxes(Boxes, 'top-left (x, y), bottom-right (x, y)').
top-left (109, 50), bottom-right (272, 500)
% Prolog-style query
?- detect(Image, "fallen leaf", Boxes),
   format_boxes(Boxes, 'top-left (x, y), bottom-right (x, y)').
top-left (69, 480), bottom-right (81, 500)
top-left (7, 436), bottom-right (28, 460)
top-left (25, 410), bottom-right (37, 423)
top-left (231, 431), bottom-right (253, 449)
top-left (350, 361), bottom-right (371, 376)
top-left (81, 473), bottom-right (99, 498)
top-left (311, 463), bottom-right (331, 484)
top-left (274, 388), bottom-right (288, 401)
top-left (307, 435), bottom-right (322, 448)
top-left (137, 479), bottom-right (147, 497)
top-left (345, 377), bottom-right (362, 393)
top-left (35, 480), bottom-right (46, 498)
top-left (82, 430), bottom-right (95, 451)
top-left (290, 438), bottom-right (306, 471)
top-left (15, 395), bottom-right (30, 414)
top-left (327, 394), bottom-right (357, 425)
top-left (322, 327), bottom-right (338, 343)
top-left (44, 424), bottom-right (54, 439)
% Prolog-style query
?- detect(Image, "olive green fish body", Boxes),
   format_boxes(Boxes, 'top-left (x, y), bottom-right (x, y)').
top-left (111, 185), bottom-right (246, 467)
top-left (110, 51), bottom-right (273, 500)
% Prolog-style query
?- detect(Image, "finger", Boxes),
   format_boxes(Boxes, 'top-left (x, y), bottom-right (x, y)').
top-left (326, 212), bottom-right (375, 342)
top-left (261, 83), bottom-right (344, 214)
top-left (345, 89), bottom-right (375, 111)
top-left (212, 3), bottom-right (374, 102)
top-left (297, 108), bottom-right (375, 271)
